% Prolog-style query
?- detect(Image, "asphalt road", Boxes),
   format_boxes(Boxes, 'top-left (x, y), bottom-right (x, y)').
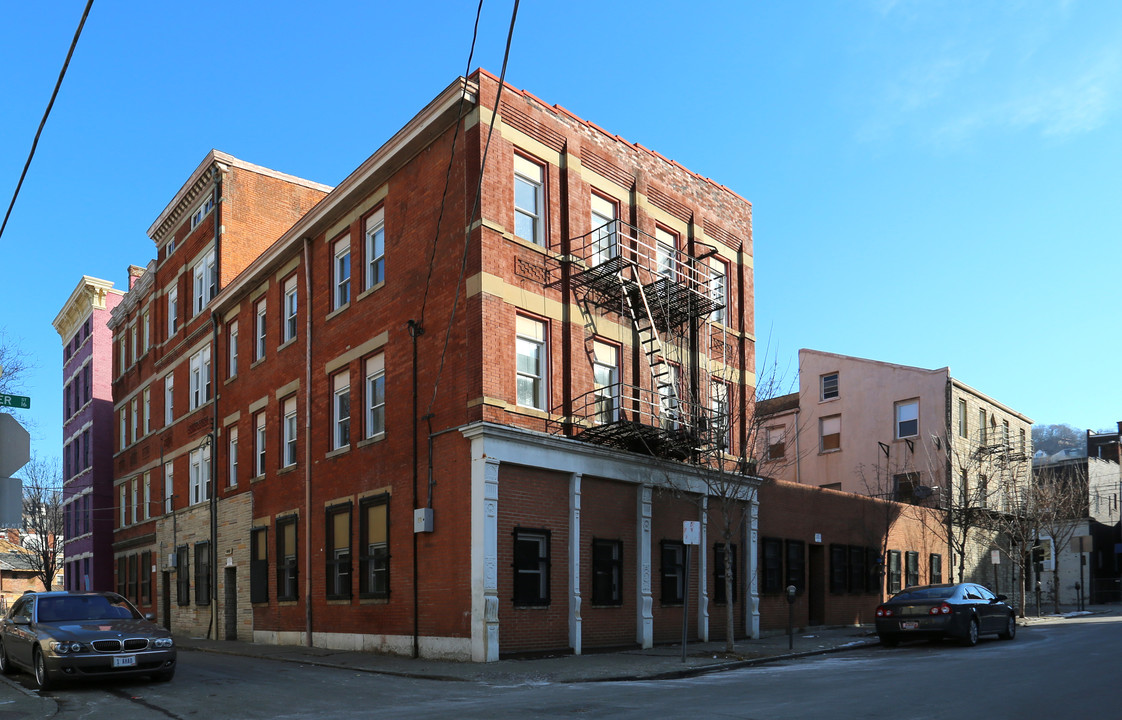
top-left (2, 616), bottom-right (1118, 719)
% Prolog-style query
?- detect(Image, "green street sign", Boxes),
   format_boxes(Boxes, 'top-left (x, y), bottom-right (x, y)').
top-left (0, 394), bottom-right (30, 409)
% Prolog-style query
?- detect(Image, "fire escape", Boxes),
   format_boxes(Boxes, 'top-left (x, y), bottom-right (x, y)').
top-left (558, 219), bottom-right (731, 461)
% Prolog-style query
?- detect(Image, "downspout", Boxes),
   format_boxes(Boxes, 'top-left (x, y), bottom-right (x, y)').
top-left (208, 165), bottom-right (222, 641)
top-left (407, 319), bottom-right (423, 658)
top-left (209, 312), bottom-right (219, 640)
top-left (303, 237), bottom-right (314, 646)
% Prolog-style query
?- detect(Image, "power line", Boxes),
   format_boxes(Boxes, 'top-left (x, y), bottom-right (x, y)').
top-left (0, 0), bottom-right (95, 244)
top-left (425, 0), bottom-right (520, 418)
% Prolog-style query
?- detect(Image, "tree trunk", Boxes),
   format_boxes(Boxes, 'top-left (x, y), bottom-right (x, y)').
top-left (724, 544), bottom-right (735, 653)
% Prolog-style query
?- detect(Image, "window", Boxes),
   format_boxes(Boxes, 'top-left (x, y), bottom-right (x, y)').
top-left (821, 372), bottom-right (839, 400)
top-left (255, 299), bottom-right (267, 361)
top-left (655, 227), bottom-right (677, 280)
top-left (513, 154), bottom-right (544, 245)
top-left (904, 551), bottom-right (919, 588)
top-left (164, 463), bottom-right (174, 514)
top-left (714, 543), bottom-right (737, 605)
top-left (765, 426), bottom-right (786, 461)
top-left (326, 504), bottom-right (352, 599)
top-left (895, 399), bottom-right (919, 439)
top-left (168, 286), bottom-right (178, 338)
top-left (887, 550), bottom-right (902, 594)
top-left (958, 398), bottom-right (968, 438)
top-left (1020, 427), bottom-right (1026, 454)
top-left (195, 542), bottom-right (211, 605)
top-left (119, 338), bottom-right (126, 375)
top-left (591, 341), bottom-right (619, 425)
top-left (141, 551), bottom-right (152, 604)
top-left (228, 427), bottom-right (238, 487)
top-left (710, 258), bottom-right (728, 324)
top-left (978, 474), bottom-right (989, 508)
top-left (277, 516), bottom-right (298, 601)
top-left (929, 553), bottom-right (943, 584)
top-left (591, 539), bottom-right (622, 606)
top-left (142, 310), bottom-right (150, 354)
top-left (189, 445), bottom-right (211, 505)
top-left (785, 540), bottom-right (805, 593)
top-left (710, 380), bottom-right (731, 450)
top-left (130, 398), bottom-right (138, 443)
top-left (83, 364), bottom-right (91, 403)
top-left (333, 235), bottom-right (351, 310)
top-left (515, 315), bottom-right (547, 410)
top-left (282, 397), bottom-right (297, 467)
top-left (189, 346), bottom-right (212, 410)
top-left (143, 387), bottom-right (151, 435)
top-left (128, 554), bottom-right (138, 602)
top-left (894, 472), bottom-right (920, 502)
top-left (359, 495), bottom-right (389, 597)
top-left (660, 540), bottom-right (685, 604)
top-left (255, 412), bottom-right (266, 477)
top-left (365, 207), bottom-right (385, 288)
top-left (820, 415), bottom-right (841, 452)
top-left (118, 556), bottom-right (127, 596)
top-left (192, 248), bottom-right (217, 315)
top-left (283, 275), bottom-right (298, 343)
top-left (164, 374), bottom-right (174, 425)
top-left (143, 473), bottom-right (150, 521)
top-left (365, 354), bottom-right (385, 439)
top-left (659, 363), bottom-right (682, 431)
top-left (130, 325), bottom-right (138, 364)
top-left (830, 544), bottom-right (847, 594)
top-left (1002, 419), bottom-right (1010, 447)
top-left (130, 478), bottom-right (138, 524)
top-left (332, 372), bottom-right (350, 450)
top-left (513, 528), bottom-right (551, 605)
top-left (119, 409), bottom-right (126, 451)
top-left (250, 528), bottom-right (268, 603)
top-left (176, 546), bottom-right (190, 605)
top-left (848, 546), bottom-right (866, 594)
top-left (228, 320), bottom-right (238, 377)
top-left (589, 193), bottom-right (617, 266)
top-left (978, 409), bottom-right (987, 443)
top-left (189, 194), bottom-right (215, 229)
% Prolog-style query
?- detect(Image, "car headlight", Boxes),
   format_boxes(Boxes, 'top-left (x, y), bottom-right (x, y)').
top-left (48, 641), bottom-right (86, 654)
top-left (153, 637), bottom-right (174, 648)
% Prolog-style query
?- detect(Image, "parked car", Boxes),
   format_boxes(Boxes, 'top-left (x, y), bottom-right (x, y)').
top-left (875, 583), bottom-right (1017, 647)
top-left (0, 591), bottom-right (176, 689)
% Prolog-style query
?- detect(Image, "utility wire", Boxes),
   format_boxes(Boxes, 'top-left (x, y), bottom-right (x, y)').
top-left (425, 0), bottom-right (520, 418)
top-left (418, 0), bottom-right (484, 328)
top-left (0, 0), bottom-right (95, 243)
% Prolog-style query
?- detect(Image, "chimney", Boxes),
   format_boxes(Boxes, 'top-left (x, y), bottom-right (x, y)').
top-left (127, 264), bottom-right (146, 290)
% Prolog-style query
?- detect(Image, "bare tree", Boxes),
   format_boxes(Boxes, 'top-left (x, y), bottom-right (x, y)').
top-left (1032, 461), bottom-right (1089, 613)
top-left (0, 328), bottom-right (33, 397)
top-left (982, 461), bottom-right (1039, 616)
top-left (1031, 424), bottom-right (1085, 457)
top-left (11, 456), bottom-right (64, 591)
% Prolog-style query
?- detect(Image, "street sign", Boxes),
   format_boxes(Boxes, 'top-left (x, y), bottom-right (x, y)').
top-left (0, 477), bottom-right (21, 528)
top-left (0, 413), bottom-right (31, 477)
top-left (682, 521), bottom-right (701, 545)
top-left (0, 394), bottom-right (30, 409)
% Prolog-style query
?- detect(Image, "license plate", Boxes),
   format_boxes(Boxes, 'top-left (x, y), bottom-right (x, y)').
top-left (901, 621), bottom-right (919, 630)
top-left (113, 655), bottom-right (137, 668)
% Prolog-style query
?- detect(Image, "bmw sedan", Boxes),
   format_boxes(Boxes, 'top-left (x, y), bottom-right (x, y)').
top-left (875, 583), bottom-right (1017, 647)
top-left (0, 591), bottom-right (176, 689)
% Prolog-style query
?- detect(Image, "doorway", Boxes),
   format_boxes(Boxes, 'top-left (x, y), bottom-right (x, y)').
top-left (161, 571), bottom-right (171, 630)
top-left (224, 567), bottom-right (238, 640)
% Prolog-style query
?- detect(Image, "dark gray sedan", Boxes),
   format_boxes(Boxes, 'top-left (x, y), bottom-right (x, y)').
top-left (875, 583), bottom-right (1017, 647)
top-left (0, 591), bottom-right (176, 689)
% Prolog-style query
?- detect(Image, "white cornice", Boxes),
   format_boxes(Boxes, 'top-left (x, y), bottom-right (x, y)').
top-left (52, 276), bottom-right (123, 340)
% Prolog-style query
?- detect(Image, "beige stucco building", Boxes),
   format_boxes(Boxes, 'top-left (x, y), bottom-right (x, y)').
top-left (760, 349), bottom-right (1033, 589)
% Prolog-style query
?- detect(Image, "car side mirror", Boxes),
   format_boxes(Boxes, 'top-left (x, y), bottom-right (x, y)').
top-left (145, 613), bottom-right (156, 622)
top-left (12, 617), bottom-right (29, 626)
top-left (995, 594), bottom-right (1007, 602)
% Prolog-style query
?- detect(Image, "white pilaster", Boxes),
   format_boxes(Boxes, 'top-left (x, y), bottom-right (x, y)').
top-left (471, 452), bottom-right (502, 662)
top-left (637, 484), bottom-right (653, 648)
top-left (698, 496), bottom-right (709, 642)
top-left (569, 472), bottom-right (582, 654)
top-left (746, 491), bottom-right (760, 639)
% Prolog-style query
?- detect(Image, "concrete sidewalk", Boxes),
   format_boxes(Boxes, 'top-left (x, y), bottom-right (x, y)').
top-left (174, 603), bottom-right (1118, 684)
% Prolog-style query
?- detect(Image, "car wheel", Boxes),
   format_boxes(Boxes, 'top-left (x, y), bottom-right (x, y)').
top-left (33, 647), bottom-right (52, 691)
top-left (0, 639), bottom-right (14, 675)
top-left (961, 618), bottom-right (979, 647)
top-left (879, 634), bottom-right (900, 647)
top-left (152, 668), bottom-right (175, 682)
top-left (998, 614), bottom-right (1016, 640)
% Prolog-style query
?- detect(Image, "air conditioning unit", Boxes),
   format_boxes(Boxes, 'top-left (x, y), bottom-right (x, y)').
top-left (167, 553), bottom-right (177, 567)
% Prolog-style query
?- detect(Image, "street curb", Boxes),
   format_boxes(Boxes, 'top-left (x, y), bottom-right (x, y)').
top-left (0, 672), bottom-right (60, 714)
top-left (180, 638), bottom-right (882, 684)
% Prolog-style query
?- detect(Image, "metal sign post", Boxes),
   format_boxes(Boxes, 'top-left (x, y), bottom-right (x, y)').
top-left (681, 521), bottom-right (700, 662)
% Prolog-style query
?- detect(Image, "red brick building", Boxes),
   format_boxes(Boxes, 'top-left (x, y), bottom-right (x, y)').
top-left (109, 70), bottom-right (758, 660)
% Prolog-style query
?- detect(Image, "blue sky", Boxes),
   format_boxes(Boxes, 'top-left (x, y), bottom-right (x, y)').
top-left (2, 0), bottom-right (1121, 465)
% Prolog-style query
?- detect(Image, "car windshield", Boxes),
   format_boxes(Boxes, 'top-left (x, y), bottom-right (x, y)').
top-left (892, 587), bottom-right (956, 601)
top-left (37, 596), bottom-right (140, 622)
